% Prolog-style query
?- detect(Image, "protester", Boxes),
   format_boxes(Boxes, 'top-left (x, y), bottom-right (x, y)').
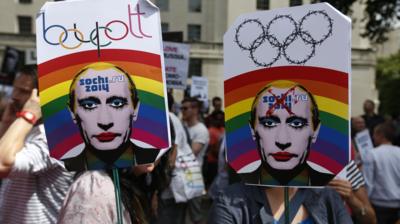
top-left (208, 183), bottom-right (352, 223)
top-left (329, 160), bottom-right (376, 224)
top-left (181, 97), bottom-right (210, 224)
top-left (0, 66), bottom-right (37, 137)
top-left (58, 165), bottom-right (155, 224)
top-left (208, 136), bottom-right (229, 200)
top-left (351, 116), bottom-right (367, 139)
top-left (362, 99), bottom-right (384, 144)
top-left (363, 122), bottom-right (400, 224)
top-left (152, 93), bottom-right (190, 224)
top-left (0, 67), bottom-right (73, 224)
top-left (205, 96), bottom-right (224, 127)
top-left (203, 110), bottom-right (224, 189)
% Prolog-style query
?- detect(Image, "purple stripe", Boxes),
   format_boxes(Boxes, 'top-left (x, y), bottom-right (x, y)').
top-left (226, 137), bottom-right (257, 162)
top-left (134, 117), bottom-right (168, 141)
top-left (312, 139), bottom-right (348, 165)
top-left (46, 121), bottom-right (80, 149)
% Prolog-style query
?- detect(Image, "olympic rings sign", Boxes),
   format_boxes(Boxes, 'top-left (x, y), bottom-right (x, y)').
top-left (234, 10), bottom-right (333, 67)
top-left (39, 3), bottom-right (152, 50)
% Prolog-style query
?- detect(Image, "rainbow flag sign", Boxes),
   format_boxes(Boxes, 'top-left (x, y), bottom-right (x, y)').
top-left (36, 0), bottom-right (170, 171)
top-left (224, 3), bottom-right (350, 187)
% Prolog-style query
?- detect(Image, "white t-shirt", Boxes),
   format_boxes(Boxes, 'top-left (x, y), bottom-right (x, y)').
top-left (161, 113), bottom-right (194, 199)
top-left (187, 122), bottom-right (209, 167)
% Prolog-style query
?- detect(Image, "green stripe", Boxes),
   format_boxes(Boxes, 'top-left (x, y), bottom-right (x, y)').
top-left (319, 111), bottom-right (348, 135)
top-left (226, 111), bottom-right (348, 135)
top-left (137, 90), bottom-right (165, 111)
top-left (42, 95), bottom-right (68, 120)
top-left (42, 90), bottom-right (165, 119)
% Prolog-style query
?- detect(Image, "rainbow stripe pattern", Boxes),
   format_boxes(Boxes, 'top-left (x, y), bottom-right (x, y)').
top-left (225, 66), bottom-right (349, 174)
top-left (38, 49), bottom-right (169, 160)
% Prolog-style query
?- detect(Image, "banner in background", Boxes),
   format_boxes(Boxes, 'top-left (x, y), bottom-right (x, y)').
top-left (164, 41), bottom-right (190, 89)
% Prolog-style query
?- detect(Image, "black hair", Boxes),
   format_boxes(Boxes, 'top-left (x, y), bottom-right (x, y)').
top-left (18, 65), bottom-right (38, 89)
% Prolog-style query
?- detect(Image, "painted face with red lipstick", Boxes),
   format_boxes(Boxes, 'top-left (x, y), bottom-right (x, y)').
top-left (71, 63), bottom-right (138, 151)
top-left (251, 80), bottom-right (320, 170)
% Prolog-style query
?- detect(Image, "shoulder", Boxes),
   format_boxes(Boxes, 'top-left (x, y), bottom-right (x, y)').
top-left (304, 188), bottom-right (353, 224)
top-left (213, 182), bottom-right (263, 208)
top-left (191, 122), bottom-right (208, 132)
top-left (209, 183), bottom-right (263, 224)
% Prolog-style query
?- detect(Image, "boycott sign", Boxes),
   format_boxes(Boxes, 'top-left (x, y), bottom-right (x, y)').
top-left (36, 0), bottom-right (170, 171)
top-left (224, 3), bottom-right (351, 187)
top-left (164, 41), bottom-right (190, 89)
top-left (190, 76), bottom-right (208, 102)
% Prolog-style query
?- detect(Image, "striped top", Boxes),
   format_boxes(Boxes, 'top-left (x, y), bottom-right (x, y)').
top-left (346, 160), bottom-right (365, 190)
top-left (0, 125), bottom-right (74, 224)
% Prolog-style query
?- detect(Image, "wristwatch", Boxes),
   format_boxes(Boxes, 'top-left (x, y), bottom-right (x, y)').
top-left (16, 111), bottom-right (37, 125)
top-left (359, 206), bottom-right (366, 216)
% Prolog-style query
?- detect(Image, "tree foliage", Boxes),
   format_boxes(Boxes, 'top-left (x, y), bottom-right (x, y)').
top-left (317, 0), bottom-right (400, 43)
top-left (376, 50), bottom-right (400, 116)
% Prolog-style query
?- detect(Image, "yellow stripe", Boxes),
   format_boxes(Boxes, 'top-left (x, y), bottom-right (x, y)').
top-left (315, 96), bottom-right (348, 119)
top-left (40, 81), bottom-right (71, 106)
top-left (131, 75), bottom-right (164, 97)
top-left (40, 76), bottom-right (164, 106)
top-left (225, 95), bottom-right (348, 121)
top-left (225, 98), bottom-right (253, 121)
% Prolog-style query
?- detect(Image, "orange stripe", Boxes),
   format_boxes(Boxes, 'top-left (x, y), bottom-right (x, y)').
top-left (39, 61), bottom-right (162, 91)
top-left (225, 79), bottom-right (348, 107)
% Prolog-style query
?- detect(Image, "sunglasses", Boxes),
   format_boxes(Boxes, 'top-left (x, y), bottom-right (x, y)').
top-left (181, 106), bottom-right (190, 111)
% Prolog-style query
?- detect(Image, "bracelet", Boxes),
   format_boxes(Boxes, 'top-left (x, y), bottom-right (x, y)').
top-left (16, 111), bottom-right (37, 125)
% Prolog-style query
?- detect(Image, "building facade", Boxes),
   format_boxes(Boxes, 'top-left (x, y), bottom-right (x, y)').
top-left (0, 0), bottom-right (379, 115)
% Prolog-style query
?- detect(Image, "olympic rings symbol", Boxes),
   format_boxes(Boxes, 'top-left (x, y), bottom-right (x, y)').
top-left (234, 10), bottom-right (333, 67)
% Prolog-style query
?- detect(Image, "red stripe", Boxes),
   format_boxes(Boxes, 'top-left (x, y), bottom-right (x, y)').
top-left (50, 134), bottom-right (83, 159)
top-left (308, 151), bottom-right (345, 174)
top-left (39, 49), bottom-right (161, 76)
top-left (225, 66), bottom-right (348, 94)
top-left (229, 149), bottom-right (260, 171)
top-left (132, 129), bottom-right (168, 149)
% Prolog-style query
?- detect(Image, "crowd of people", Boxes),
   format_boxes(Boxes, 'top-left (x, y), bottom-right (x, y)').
top-left (0, 66), bottom-right (399, 224)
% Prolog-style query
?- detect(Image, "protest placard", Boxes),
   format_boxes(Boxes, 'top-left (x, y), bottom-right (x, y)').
top-left (36, 0), bottom-right (170, 171)
top-left (164, 41), bottom-right (190, 89)
top-left (224, 3), bottom-right (351, 187)
top-left (190, 76), bottom-right (208, 102)
top-left (355, 129), bottom-right (374, 159)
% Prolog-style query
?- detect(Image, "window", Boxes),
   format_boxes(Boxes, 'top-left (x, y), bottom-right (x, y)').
top-left (187, 24), bottom-right (201, 41)
top-left (156, 0), bottom-right (169, 11)
top-left (19, 0), bottom-right (32, 3)
top-left (289, 0), bottom-right (302, 6)
top-left (17, 16), bottom-right (32, 34)
top-left (189, 58), bottom-right (202, 77)
top-left (189, 0), bottom-right (201, 12)
top-left (161, 23), bottom-right (169, 33)
top-left (257, 0), bottom-right (269, 10)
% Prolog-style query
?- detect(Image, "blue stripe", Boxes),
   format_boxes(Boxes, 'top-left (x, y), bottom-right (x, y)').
top-left (226, 137), bottom-right (256, 162)
top-left (318, 125), bottom-right (348, 152)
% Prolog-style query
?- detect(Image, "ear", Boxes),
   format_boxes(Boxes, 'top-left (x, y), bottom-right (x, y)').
top-left (311, 123), bottom-right (321, 143)
top-left (249, 122), bottom-right (256, 141)
top-left (132, 101), bottom-right (140, 122)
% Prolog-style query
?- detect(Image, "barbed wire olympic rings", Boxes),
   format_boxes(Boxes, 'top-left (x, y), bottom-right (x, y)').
top-left (234, 10), bottom-right (333, 67)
